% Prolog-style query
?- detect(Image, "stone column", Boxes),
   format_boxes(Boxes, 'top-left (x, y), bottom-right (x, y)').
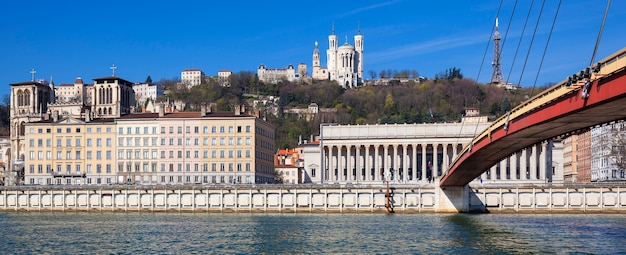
top-left (421, 144), bottom-right (427, 182)
top-left (432, 144), bottom-right (438, 179)
top-left (539, 141), bottom-right (548, 182)
top-left (442, 144), bottom-right (449, 175)
top-left (511, 151), bottom-right (518, 180)
top-left (402, 145), bottom-right (408, 183)
top-left (381, 144), bottom-right (390, 180)
top-left (355, 145), bottom-right (361, 183)
top-left (530, 144), bottom-right (538, 180)
top-left (364, 145), bottom-right (370, 181)
top-left (411, 144), bottom-right (417, 182)
top-left (521, 148), bottom-right (528, 180)
top-left (372, 144), bottom-right (381, 181)
top-left (337, 146), bottom-right (343, 182)
top-left (344, 145), bottom-right (354, 181)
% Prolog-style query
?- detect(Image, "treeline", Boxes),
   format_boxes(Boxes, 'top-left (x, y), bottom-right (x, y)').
top-left (158, 69), bottom-right (549, 149)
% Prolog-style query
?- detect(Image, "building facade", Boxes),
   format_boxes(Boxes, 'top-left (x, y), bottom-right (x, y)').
top-left (133, 82), bottom-right (164, 107)
top-left (299, 121), bottom-right (559, 185)
top-left (591, 121), bottom-right (626, 181)
top-left (312, 25), bottom-right (364, 88)
top-left (22, 106), bottom-right (276, 186)
top-left (217, 70), bottom-right (232, 87)
top-left (181, 69), bottom-right (205, 87)
top-left (257, 64), bottom-right (306, 84)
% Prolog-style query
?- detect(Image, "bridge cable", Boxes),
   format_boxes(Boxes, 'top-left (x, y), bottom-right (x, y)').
top-left (530, 0), bottom-right (562, 97)
top-left (455, 0), bottom-right (504, 147)
top-left (515, 0), bottom-right (547, 91)
top-left (590, 0), bottom-right (611, 65)
top-left (499, 0), bottom-right (535, 110)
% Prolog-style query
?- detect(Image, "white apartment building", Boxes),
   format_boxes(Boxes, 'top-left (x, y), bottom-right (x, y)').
top-left (181, 69), bottom-right (205, 87)
top-left (591, 121), bottom-right (626, 181)
top-left (133, 82), bottom-right (164, 106)
top-left (218, 70), bottom-right (232, 86)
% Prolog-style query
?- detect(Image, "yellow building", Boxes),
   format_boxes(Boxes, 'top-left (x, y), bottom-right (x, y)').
top-left (24, 116), bottom-right (116, 185)
top-left (23, 105), bottom-right (275, 185)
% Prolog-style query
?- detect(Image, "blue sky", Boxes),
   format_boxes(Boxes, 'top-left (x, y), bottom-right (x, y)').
top-left (1, 0), bottom-right (625, 97)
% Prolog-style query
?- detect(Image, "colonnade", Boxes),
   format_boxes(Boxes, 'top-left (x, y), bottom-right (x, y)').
top-left (320, 141), bottom-right (552, 184)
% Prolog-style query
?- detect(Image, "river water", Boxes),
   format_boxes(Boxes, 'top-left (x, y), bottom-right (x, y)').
top-left (1, 212), bottom-right (625, 254)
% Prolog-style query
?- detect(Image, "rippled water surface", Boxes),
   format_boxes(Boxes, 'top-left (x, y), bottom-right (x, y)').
top-left (1, 212), bottom-right (625, 254)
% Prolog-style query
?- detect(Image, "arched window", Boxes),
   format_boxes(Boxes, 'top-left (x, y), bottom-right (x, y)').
top-left (24, 89), bottom-right (31, 106)
top-left (19, 121), bottom-right (25, 136)
top-left (17, 90), bottom-right (23, 106)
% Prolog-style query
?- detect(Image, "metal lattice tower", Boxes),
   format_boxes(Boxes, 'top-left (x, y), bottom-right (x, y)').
top-left (491, 18), bottom-right (504, 85)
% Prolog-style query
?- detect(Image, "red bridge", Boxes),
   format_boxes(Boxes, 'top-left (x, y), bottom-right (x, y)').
top-left (441, 47), bottom-right (626, 186)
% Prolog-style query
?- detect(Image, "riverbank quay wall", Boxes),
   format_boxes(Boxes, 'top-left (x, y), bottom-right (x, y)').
top-left (1, 184), bottom-right (626, 213)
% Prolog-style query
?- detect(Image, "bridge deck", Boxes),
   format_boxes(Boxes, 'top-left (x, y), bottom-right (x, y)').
top-left (442, 47), bottom-right (626, 186)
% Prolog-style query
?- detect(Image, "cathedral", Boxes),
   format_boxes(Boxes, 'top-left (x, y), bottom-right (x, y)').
top-left (312, 25), bottom-right (364, 88)
top-left (9, 71), bottom-right (135, 182)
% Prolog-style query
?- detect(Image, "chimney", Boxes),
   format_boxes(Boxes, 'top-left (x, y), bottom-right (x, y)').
top-left (201, 102), bottom-right (207, 117)
top-left (241, 104), bottom-right (245, 113)
top-left (235, 105), bottom-right (241, 116)
top-left (159, 103), bottom-right (165, 117)
top-left (85, 109), bottom-right (90, 122)
top-left (53, 111), bottom-right (59, 122)
top-left (207, 103), bottom-right (212, 113)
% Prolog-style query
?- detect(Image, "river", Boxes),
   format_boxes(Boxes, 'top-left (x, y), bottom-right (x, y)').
top-left (1, 212), bottom-right (625, 254)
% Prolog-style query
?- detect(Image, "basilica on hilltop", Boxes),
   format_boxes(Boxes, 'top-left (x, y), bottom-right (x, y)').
top-left (312, 25), bottom-right (364, 88)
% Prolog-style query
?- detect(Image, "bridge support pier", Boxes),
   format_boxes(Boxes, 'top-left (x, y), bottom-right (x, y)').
top-left (435, 178), bottom-right (469, 213)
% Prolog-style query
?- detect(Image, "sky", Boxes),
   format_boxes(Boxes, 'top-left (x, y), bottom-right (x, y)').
top-left (1, 0), bottom-right (625, 98)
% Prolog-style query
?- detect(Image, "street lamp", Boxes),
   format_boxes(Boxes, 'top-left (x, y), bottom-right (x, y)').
top-left (319, 123), bottom-right (338, 184)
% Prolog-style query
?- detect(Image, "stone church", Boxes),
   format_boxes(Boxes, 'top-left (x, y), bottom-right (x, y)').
top-left (312, 25), bottom-right (364, 88)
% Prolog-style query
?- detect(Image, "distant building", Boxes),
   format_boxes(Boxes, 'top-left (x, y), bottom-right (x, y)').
top-left (181, 69), bottom-right (205, 87)
top-left (133, 82), bottom-right (164, 107)
top-left (312, 25), bottom-right (364, 88)
top-left (591, 121), bottom-right (626, 181)
top-left (217, 70), bottom-right (232, 87)
top-left (274, 148), bottom-right (302, 184)
top-left (257, 64), bottom-right (306, 84)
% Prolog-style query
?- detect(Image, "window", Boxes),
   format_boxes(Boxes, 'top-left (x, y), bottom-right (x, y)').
top-left (161, 127), bottom-right (166, 134)
top-left (228, 126), bottom-right (233, 133)
top-left (76, 151), bottom-right (81, 160)
top-left (96, 151), bottom-right (102, 160)
top-left (66, 151), bottom-right (71, 160)
top-left (106, 138), bottom-right (112, 147)
top-left (96, 138), bottom-right (102, 147)
top-left (177, 126), bottom-right (182, 134)
top-left (161, 139), bottom-right (166, 146)
top-left (245, 126), bottom-right (251, 133)
top-left (76, 138), bottom-right (81, 147)
top-left (144, 127), bottom-right (149, 134)
top-left (203, 126), bottom-right (208, 133)
top-left (220, 126), bottom-right (225, 133)
top-left (96, 128), bottom-right (101, 133)
top-left (135, 127), bottom-right (140, 134)
top-left (237, 126), bottom-right (242, 133)
top-left (169, 126), bottom-right (174, 133)
top-left (86, 138), bottom-right (92, 146)
top-left (211, 126), bottom-right (216, 133)
top-left (186, 126), bottom-right (190, 133)
top-left (118, 127), bottom-right (123, 134)
top-left (106, 151), bottom-right (111, 160)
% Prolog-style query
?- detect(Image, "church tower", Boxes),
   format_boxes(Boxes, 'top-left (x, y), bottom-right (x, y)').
top-left (9, 70), bottom-right (52, 184)
top-left (327, 23), bottom-right (338, 81)
top-left (354, 24), bottom-right (364, 84)
top-left (313, 41), bottom-right (320, 68)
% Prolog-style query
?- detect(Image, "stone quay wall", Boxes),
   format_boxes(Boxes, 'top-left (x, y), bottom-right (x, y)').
top-left (1, 184), bottom-right (625, 213)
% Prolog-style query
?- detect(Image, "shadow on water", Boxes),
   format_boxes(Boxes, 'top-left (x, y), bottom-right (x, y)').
top-left (443, 214), bottom-right (531, 254)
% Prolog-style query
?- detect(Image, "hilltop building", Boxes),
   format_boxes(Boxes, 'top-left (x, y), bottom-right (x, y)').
top-left (257, 64), bottom-right (306, 84)
top-left (181, 69), bottom-right (205, 87)
top-left (133, 82), bottom-right (164, 107)
top-left (217, 70), bottom-right (232, 86)
top-left (312, 25), bottom-right (364, 88)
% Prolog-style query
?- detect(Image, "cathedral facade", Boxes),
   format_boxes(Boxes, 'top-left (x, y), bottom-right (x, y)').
top-left (9, 74), bottom-right (135, 184)
top-left (312, 26), bottom-right (363, 88)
